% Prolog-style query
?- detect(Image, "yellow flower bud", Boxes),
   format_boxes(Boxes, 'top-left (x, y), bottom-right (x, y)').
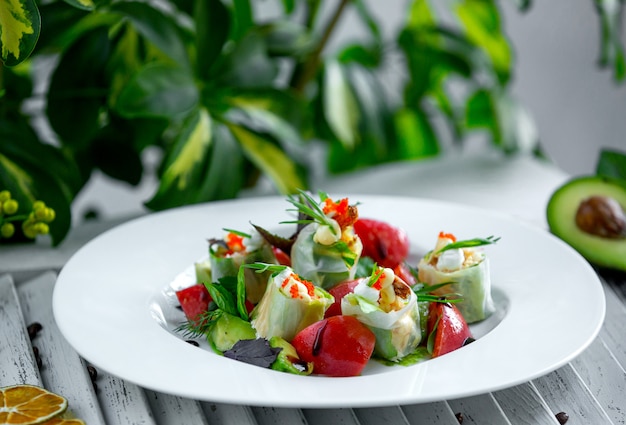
top-left (22, 224), bottom-right (37, 239)
top-left (45, 208), bottom-right (56, 223)
top-left (35, 207), bottom-right (48, 220)
top-left (34, 222), bottom-right (50, 235)
top-left (32, 201), bottom-right (45, 211)
top-left (0, 190), bottom-right (10, 202)
top-left (1, 223), bottom-right (15, 238)
top-left (2, 199), bottom-right (18, 215)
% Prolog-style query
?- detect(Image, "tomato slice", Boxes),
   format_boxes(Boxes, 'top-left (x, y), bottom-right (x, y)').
top-left (427, 302), bottom-right (474, 358)
top-left (292, 315), bottom-right (376, 377)
top-left (324, 279), bottom-right (361, 318)
top-left (175, 284), bottom-right (212, 324)
top-left (353, 218), bottom-right (410, 269)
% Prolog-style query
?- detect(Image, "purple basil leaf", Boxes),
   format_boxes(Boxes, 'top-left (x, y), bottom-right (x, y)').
top-left (223, 339), bottom-right (282, 368)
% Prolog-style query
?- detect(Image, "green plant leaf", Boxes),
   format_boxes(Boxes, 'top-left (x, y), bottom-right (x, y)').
top-left (90, 125), bottom-right (143, 186)
top-left (216, 32), bottom-right (279, 88)
top-left (353, 0), bottom-right (381, 44)
top-left (194, 0), bottom-right (230, 81)
top-left (281, 0), bottom-right (295, 14)
top-left (0, 0), bottom-right (41, 66)
top-left (594, 0), bottom-right (626, 82)
top-left (0, 119), bottom-right (80, 245)
top-left (455, 0), bottom-right (512, 85)
top-left (115, 63), bottom-right (198, 119)
top-left (109, 1), bottom-right (190, 68)
top-left (596, 148), bottom-right (626, 181)
top-left (62, 0), bottom-right (95, 11)
top-left (146, 108), bottom-right (246, 210)
top-left (322, 60), bottom-right (360, 150)
top-left (224, 105), bottom-right (305, 151)
top-left (226, 122), bottom-right (306, 195)
top-left (465, 88), bottom-right (538, 153)
top-left (256, 20), bottom-right (314, 57)
top-left (147, 107), bottom-right (212, 208)
top-left (46, 26), bottom-right (111, 149)
top-left (393, 107), bottom-right (439, 159)
top-left (230, 0), bottom-right (253, 41)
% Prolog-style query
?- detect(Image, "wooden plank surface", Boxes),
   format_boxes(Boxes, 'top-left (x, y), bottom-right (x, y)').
top-left (16, 271), bottom-right (106, 425)
top-left (0, 274), bottom-right (42, 387)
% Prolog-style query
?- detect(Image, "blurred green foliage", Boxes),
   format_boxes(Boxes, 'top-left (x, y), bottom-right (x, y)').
top-left (0, 0), bottom-right (570, 245)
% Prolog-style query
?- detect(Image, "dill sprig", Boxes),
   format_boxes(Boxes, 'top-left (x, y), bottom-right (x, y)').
top-left (435, 235), bottom-right (500, 255)
top-left (174, 309), bottom-right (223, 339)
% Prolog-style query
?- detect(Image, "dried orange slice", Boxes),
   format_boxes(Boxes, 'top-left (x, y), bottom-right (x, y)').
top-left (41, 418), bottom-right (85, 425)
top-left (0, 385), bottom-right (68, 425)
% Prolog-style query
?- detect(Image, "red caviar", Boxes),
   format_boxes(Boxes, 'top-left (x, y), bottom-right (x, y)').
top-left (225, 232), bottom-right (245, 253)
top-left (438, 231), bottom-right (457, 242)
top-left (282, 273), bottom-right (316, 299)
top-left (323, 197), bottom-right (357, 229)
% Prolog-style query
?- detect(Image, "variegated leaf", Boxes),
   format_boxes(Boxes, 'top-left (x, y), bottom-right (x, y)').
top-left (0, 0), bottom-right (40, 66)
top-left (227, 122), bottom-right (305, 195)
top-left (323, 60), bottom-right (360, 150)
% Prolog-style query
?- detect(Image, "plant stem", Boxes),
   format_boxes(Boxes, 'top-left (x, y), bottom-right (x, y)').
top-left (290, 0), bottom-right (350, 94)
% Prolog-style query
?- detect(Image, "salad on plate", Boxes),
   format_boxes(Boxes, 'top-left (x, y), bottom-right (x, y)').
top-left (173, 191), bottom-right (499, 377)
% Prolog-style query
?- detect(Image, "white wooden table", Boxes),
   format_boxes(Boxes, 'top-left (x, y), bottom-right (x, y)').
top-left (1, 152), bottom-right (625, 424)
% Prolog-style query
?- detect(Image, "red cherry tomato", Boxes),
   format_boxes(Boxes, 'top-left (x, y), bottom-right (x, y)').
top-left (393, 262), bottom-right (417, 287)
top-left (272, 247), bottom-right (291, 266)
top-left (324, 279), bottom-right (361, 318)
top-left (427, 302), bottom-right (473, 358)
top-left (175, 284), bottom-right (212, 324)
top-left (292, 316), bottom-right (376, 377)
top-left (353, 218), bottom-right (409, 269)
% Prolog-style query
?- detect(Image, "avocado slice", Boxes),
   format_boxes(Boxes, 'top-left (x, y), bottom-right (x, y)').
top-left (547, 175), bottom-right (626, 271)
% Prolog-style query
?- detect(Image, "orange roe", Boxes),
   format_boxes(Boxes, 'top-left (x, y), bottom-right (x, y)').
top-left (282, 273), bottom-right (316, 299)
top-left (224, 232), bottom-right (245, 253)
top-left (438, 231), bottom-right (456, 242)
top-left (323, 197), bottom-right (357, 229)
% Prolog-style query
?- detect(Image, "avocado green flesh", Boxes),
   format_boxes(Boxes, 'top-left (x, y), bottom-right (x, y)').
top-left (547, 176), bottom-right (626, 271)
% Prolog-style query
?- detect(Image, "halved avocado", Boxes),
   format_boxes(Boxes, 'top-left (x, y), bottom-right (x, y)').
top-left (547, 176), bottom-right (626, 271)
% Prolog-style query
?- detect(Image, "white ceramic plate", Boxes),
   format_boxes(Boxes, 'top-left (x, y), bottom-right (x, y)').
top-left (53, 195), bottom-right (605, 408)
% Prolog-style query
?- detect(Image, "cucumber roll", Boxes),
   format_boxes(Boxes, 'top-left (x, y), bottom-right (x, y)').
top-left (249, 265), bottom-right (334, 342)
top-left (417, 232), bottom-right (498, 323)
top-left (286, 191), bottom-right (363, 290)
top-left (342, 266), bottom-right (421, 362)
top-left (209, 229), bottom-right (278, 305)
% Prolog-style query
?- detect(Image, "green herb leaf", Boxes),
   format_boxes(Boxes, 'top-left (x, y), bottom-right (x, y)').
top-left (236, 266), bottom-right (249, 320)
top-left (204, 282), bottom-right (238, 317)
top-left (435, 235), bottom-right (500, 254)
top-left (244, 262), bottom-right (289, 277)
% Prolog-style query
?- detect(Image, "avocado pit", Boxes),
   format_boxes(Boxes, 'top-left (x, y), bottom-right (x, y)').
top-left (575, 195), bottom-right (626, 239)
